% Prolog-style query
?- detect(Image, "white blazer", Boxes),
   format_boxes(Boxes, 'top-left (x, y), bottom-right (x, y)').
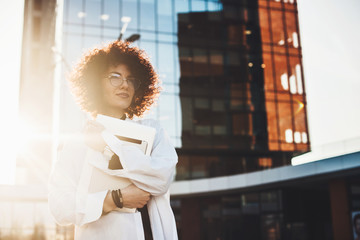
top-left (48, 118), bottom-right (178, 240)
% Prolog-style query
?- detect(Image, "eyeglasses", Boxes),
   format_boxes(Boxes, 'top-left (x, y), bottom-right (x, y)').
top-left (106, 72), bottom-right (141, 90)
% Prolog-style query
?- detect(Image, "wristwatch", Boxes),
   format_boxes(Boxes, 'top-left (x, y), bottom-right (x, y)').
top-left (103, 145), bottom-right (114, 159)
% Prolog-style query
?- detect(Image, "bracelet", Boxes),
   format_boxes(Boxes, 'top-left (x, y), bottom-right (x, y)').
top-left (111, 190), bottom-right (121, 208)
top-left (111, 189), bottom-right (123, 208)
top-left (117, 189), bottom-right (123, 208)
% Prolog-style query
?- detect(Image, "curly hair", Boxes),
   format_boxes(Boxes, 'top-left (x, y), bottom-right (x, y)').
top-left (68, 41), bottom-right (161, 119)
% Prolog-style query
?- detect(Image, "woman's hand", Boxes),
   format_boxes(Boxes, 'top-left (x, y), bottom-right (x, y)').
top-left (83, 120), bottom-right (107, 152)
top-left (102, 184), bottom-right (151, 214)
top-left (122, 184), bottom-right (151, 209)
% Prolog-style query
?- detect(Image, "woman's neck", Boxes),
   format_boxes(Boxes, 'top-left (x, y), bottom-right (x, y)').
top-left (100, 108), bottom-right (126, 119)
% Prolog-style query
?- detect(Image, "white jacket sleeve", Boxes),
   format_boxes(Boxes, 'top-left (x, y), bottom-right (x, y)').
top-left (101, 120), bottom-right (178, 196)
top-left (48, 141), bottom-right (107, 226)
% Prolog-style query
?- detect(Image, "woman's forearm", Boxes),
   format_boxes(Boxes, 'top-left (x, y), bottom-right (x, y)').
top-left (103, 185), bottom-right (151, 213)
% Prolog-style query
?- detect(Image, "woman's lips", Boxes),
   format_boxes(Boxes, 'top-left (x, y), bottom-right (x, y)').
top-left (116, 93), bottom-right (129, 98)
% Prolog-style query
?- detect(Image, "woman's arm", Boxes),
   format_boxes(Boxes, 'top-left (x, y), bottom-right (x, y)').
top-left (81, 120), bottom-right (152, 210)
top-left (103, 185), bottom-right (150, 213)
top-left (48, 135), bottom-right (152, 226)
top-left (48, 141), bottom-right (109, 226)
top-left (102, 119), bottom-right (178, 196)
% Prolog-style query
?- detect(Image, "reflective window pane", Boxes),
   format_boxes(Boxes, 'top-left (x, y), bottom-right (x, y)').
top-left (104, 0), bottom-right (120, 28)
top-left (157, 0), bottom-right (173, 32)
top-left (85, 0), bottom-right (101, 26)
top-left (140, 0), bottom-right (156, 31)
top-left (122, 0), bottom-right (138, 30)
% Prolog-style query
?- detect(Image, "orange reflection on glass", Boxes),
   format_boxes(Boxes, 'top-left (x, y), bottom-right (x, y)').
top-left (258, 157), bottom-right (273, 168)
top-left (270, 9), bottom-right (285, 45)
top-left (259, 7), bottom-right (270, 43)
top-left (273, 54), bottom-right (289, 91)
top-left (263, 53), bottom-right (274, 91)
top-left (278, 102), bottom-right (295, 151)
top-left (265, 100), bottom-right (279, 150)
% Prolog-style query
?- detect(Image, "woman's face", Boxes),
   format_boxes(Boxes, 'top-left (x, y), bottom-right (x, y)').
top-left (101, 64), bottom-right (136, 114)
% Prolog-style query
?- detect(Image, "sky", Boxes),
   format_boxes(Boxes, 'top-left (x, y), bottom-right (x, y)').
top-left (297, 0), bottom-right (360, 146)
top-left (0, 0), bottom-right (359, 184)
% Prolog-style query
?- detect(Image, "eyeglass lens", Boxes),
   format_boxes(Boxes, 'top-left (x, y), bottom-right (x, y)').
top-left (107, 73), bottom-right (140, 90)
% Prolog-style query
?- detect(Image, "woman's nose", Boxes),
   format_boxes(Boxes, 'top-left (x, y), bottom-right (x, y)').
top-left (119, 79), bottom-right (130, 89)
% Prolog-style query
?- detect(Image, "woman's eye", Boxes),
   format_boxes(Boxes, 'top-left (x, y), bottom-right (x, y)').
top-left (109, 75), bottom-right (121, 80)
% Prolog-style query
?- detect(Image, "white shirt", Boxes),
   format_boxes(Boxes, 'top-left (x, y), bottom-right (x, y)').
top-left (48, 118), bottom-right (178, 240)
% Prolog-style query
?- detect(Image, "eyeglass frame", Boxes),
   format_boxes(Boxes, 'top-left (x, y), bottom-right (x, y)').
top-left (105, 72), bottom-right (141, 90)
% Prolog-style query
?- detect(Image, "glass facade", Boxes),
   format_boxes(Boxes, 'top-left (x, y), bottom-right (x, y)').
top-left (60, 0), bottom-right (310, 181)
top-left (258, 0), bottom-right (308, 152)
top-left (1, 1), bottom-right (351, 240)
top-left (171, 190), bottom-right (284, 240)
top-left (172, 182), bottom-right (341, 240)
top-left (0, 198), bottom-right (73, 240)
top-left (56, 1), bottom-right (311, 238)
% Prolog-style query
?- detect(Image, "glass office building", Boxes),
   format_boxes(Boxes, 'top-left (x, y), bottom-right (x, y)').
top-left (57, 0), bottom-right (312, 239)
top-left (8, 0), bottom-right (360, 239)
top-left (60, 0), bottom-right (309, 175)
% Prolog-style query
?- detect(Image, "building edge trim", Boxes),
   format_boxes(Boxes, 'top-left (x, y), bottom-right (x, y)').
top-left (170, 151), bottom-right (360, 196)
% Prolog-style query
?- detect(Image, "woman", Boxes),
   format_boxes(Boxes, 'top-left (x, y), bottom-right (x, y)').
top-left (48, 41), bottom-right (178, 240)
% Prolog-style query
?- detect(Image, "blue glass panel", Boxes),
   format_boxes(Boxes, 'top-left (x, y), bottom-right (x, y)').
top-left (103, 28), bottom-right (121, 39)
top-left (85, 0), bottom-right (101, 26)
top-left (158, 33), bottom-right (174, 43)
top-left (174, 0), bottom-right (190, 33)
top-left (104, 0), bottom-right (120, 28)
top-left (142, 103), bottom-right (158, 119)
top-left (191, 0), bottom-right (206, 12)
top-left (175, 0), bottom-right (190, 13)
top-left (84, 26), bottom-right (101, 36)
top-left (122, 0), bottom-right (138, 31)
top-left (157, 0), bottom-right (173, 33)
top-left (158, 43), bottom-right (175, 84)
top-left (67, 0), bottom-right (83, 24)
top-left (64, 34), bottom-right (83, 69)
top-left (208, 1), bottom-right (223, 12)
top-left (140, 0), bottom-right (156, 31)
top-left (83, 35), bottom-right (102, 53)
top-left (139, 41), bottom-right (157, 67)
top-left (141, 32), bottom-right (156, 41)
top-left (162, 84), bottom-right (180, 95)
top-left (102, 37), bottom-right (117, 45)
top-left (66, 24), bottom-right (82, 34)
